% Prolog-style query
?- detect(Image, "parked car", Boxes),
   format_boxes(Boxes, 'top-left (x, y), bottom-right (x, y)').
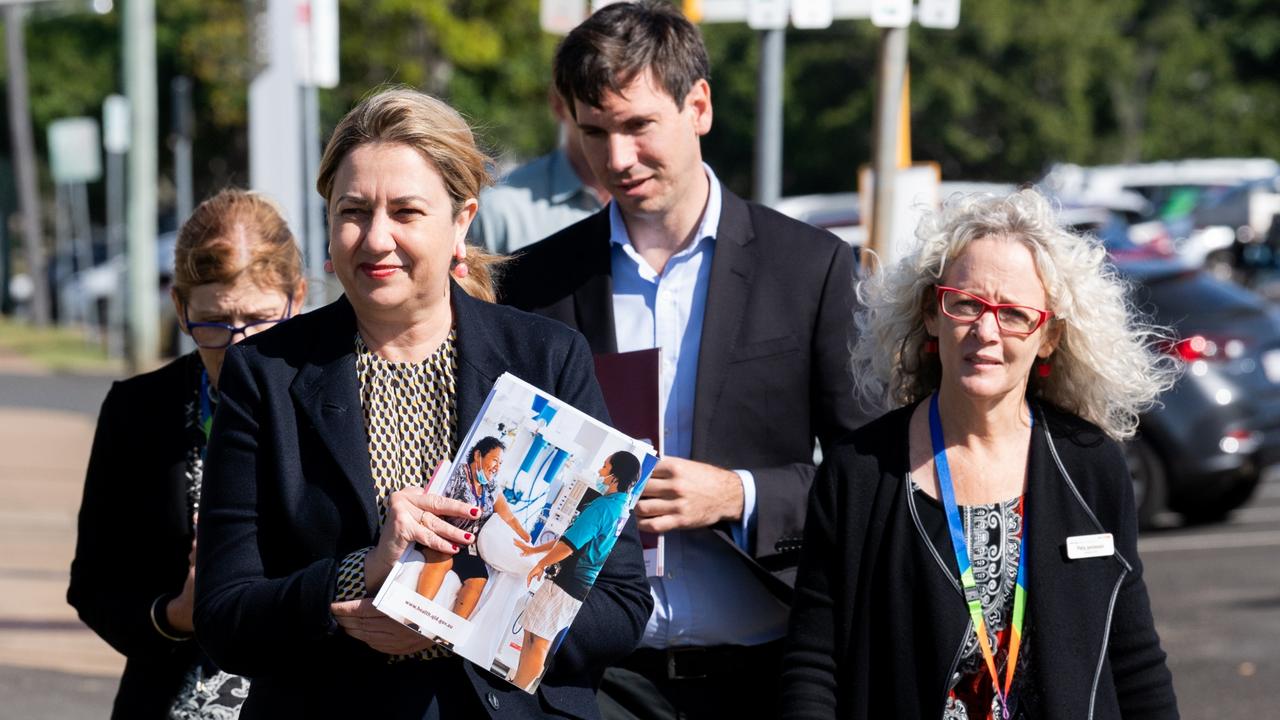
top-left (1119, 257), bottom-right (1280, 527)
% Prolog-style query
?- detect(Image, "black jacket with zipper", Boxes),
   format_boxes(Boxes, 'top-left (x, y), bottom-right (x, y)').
top-left (781, 401), bottom-right (1178, 720)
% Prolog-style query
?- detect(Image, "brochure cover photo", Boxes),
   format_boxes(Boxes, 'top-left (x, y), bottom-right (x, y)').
top-left (372, 372), bottom-right (658, 693)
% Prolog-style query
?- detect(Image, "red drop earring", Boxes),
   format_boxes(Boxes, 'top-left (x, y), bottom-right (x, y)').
top-left (923, 338), bottom-right (939, 354)
top-left (1036, 361), bottom-right (1052, 378)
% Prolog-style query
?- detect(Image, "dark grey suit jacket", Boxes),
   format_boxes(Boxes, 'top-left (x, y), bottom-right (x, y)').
top-left (499, 186), bottom-right (866, 598)
top-left (194, 289), bottom-right (653, 718)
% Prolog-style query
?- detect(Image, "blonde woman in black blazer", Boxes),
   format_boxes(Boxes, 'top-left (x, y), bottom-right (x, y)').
top-left (194, 89), bottom-right (651, 719)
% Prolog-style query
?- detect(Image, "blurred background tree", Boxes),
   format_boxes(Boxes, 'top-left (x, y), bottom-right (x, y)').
top-left (3, 0), bottom-right (1279, 220)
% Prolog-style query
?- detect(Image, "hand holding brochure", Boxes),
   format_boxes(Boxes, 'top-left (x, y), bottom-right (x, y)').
top-left (372, 372), bottom-right (657, 693)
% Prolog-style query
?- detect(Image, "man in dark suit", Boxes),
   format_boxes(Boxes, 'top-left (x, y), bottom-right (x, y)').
top-left (498, 3), bottom-right (865, 717)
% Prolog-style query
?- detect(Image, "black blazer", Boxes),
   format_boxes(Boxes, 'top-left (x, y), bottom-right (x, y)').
top-left (194, 289), bottom-right (653, 719)
top-left (499, 186), bottom-right (866, 597)
top-left (68, 353), bottom-right (205, 719)
top-left (781, 403), bottom-right (1179, 720)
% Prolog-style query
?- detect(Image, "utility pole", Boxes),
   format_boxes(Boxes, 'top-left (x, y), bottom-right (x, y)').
top-left (4, 6), bottom-right (48, 326)
top-left (753, 27), bottom-right (784, 207)
top-left (171, 76), bottom-right (194, 227)
top-left (125, 0), bottom-right (158, 371)
top-left (868, 25), bottom-right (908, 265)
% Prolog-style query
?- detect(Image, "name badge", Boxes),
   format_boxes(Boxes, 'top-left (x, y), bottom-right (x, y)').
top-left (1066, 533), bottom-right (1115, 560)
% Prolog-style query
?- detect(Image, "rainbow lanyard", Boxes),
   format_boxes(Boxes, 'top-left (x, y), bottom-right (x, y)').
top-left (198, 370), bottom-right (215, 448)
top-left (929, 393), bottom-right (1027, 719)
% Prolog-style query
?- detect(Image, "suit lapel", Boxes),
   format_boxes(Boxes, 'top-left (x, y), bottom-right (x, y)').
top-left (691, 188), bottom-right (756, 459)
top-left (289, 297), bottom-right (379, 538)
top-left (571, 211), bottom-right (618, 354)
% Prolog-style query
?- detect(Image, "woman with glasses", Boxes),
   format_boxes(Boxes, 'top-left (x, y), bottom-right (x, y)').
top-left (781, 190), bottom-right (1181, 720)
top-left (69, 188), bottom-right (306, 718)
top-left (191, 89), bottom-right (650, 717)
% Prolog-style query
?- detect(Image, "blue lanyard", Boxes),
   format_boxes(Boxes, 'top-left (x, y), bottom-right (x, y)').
top-left (929, 393), bottom-right (1029, 719)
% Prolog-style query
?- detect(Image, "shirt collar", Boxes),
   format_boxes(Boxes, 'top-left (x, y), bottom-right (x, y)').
top-left (609, 163), bottom-right (721, 254)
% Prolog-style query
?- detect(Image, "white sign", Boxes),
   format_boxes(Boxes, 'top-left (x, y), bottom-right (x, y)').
top-left (869, 0), bottom-right (911, 27)
top-left (294, 0), bottom-right (339, 88)
top-left (747, 0), bottom-right (789, 29)
top-left (102, 95), bottom-right (130, 155)
top-left (698, 0), bottom-right (871, 23)
top-left (918, 0), bottom-right (960, 29)
top-left (792, 0), bottom-right (834, 28)
top-left (541, 0), bottom-right (587, 33)
top-left (48, 117), bottom-right (102, 184)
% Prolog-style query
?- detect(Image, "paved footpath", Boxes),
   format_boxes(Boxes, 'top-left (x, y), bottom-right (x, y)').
top-left (0, 349), bottom-right (121, 717)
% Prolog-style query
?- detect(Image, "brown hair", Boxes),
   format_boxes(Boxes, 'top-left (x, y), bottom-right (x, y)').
top-left (316, 88), bottom-right (505, 302)
top-left (553, 0), bottom-right (710, 117)
top-left (172, 188), bottom-right (304, 303)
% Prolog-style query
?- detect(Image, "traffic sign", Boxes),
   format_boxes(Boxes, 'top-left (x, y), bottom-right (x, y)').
top-left (48, 117), bottom-right (102, 184)
top-left (870, 0), bottom-right (912, 28)
top-left (102, 95), bottom-right (130, 155)
top-left (747, 0), bottom-right (789, 29)
top-left (918, 0), bottom-right (960, 29)
top-left (792, 0), bottom-right (835, 29)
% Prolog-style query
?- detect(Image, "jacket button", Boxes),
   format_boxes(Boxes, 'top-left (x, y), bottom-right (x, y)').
top-left (486, 691), bottom-right (500, 710)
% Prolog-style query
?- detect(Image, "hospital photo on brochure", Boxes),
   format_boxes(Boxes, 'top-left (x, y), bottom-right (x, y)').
top-left (372, 372), bottom-right (658, 693)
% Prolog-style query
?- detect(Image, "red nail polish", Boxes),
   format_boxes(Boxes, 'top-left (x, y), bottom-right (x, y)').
top-left (470, 507), bottom-right (479, 517)
top-left (451, 544), bottom-right (459, 551)
top-left (465, 533), bottom-right (473, 541)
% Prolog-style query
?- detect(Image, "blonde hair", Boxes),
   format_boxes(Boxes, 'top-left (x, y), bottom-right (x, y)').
top-left (852, 189), bottom-right (1179, 440)
top-left (317, 87), bottom-right (504, 302)
top-left (173, 188), bottom-right (304, 303)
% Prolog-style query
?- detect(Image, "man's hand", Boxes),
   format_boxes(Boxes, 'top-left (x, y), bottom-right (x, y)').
top-left (331, 599), bottom-right (438, 655)
top-left (635, 456), bottom-right (744, 533)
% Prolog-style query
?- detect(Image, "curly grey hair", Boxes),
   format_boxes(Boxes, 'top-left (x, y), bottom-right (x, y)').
top-left (851, 188), bottom-right (1179, 440)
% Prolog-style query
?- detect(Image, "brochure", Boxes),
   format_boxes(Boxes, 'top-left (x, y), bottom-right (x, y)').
top-left (372, 372), bottom-right (658, 693)
top-left (592, 348), bottom-right (665, 577)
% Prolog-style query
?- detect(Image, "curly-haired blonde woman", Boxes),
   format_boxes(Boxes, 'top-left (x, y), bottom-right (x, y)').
top-left (782, 189), bottom-right (1180, 720)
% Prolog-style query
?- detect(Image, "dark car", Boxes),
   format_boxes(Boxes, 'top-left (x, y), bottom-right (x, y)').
top-left (1119, 258), bottom-right (1280, 526)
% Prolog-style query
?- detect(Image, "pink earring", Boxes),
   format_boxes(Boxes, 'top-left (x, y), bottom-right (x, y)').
top-left (323, 259), bottom-right (334, 274)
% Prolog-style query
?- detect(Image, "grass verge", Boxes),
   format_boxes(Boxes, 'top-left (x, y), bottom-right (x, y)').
top-left (0, 318), bottom-right (125, 375)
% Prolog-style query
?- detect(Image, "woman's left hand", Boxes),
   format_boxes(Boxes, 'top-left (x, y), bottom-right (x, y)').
top-left (330, 598), bottom-right (438, 655)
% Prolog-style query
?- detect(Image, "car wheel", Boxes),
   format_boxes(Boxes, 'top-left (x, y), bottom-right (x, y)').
top-left (1124, 436), bottom-right (1167, 529)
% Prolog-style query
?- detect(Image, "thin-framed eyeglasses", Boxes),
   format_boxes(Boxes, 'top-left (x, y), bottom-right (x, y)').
top-left (935, 286), bottom-right (1052, 336)
top-left (183, 297), bottom-right (294, 349)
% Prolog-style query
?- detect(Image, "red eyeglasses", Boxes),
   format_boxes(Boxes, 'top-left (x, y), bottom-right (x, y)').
top-left (935, 286), bottom-right (1052, 336)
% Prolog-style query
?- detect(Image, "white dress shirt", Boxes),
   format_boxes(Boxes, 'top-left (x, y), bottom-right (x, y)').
top-left (609, 165), bottom-right (789, 648)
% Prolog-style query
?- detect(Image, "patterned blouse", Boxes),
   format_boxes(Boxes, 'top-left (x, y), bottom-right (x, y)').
top-left (914, 482), bottom-right (1030, 720)
top-left (333, 332), bottom-right (459, 659)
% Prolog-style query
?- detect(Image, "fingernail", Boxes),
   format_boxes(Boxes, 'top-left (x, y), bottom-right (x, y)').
top-left (470, 507), bottom-right (479, 517)
top-left (464, 533), bottom-right (473, 541)
top-left (451, 544), bottom-right (459, 551)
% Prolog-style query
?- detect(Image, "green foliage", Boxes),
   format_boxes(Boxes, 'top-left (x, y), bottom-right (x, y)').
top-left (6, 0), bottom-right (1280, 212)
top-left (328, 0), bottom-right (559, 165)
